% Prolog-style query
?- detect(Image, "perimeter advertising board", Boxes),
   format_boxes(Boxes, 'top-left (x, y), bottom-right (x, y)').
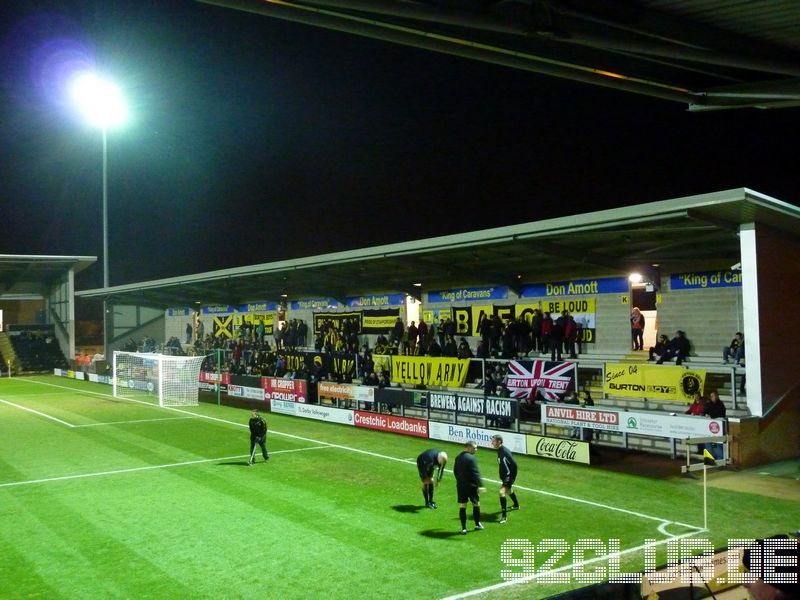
top-left (353, 411), bottom-right (428, 438)
top-left (262, 377), bottom-right (307, 403)
top-left (271, 399), bottom-right (354, 425)
top-left (541, 404), bottom-right (725, 438)
top-left (428, 422), bottom-right (526, 453)
top-left (525, 435), bottom-right (591, 464)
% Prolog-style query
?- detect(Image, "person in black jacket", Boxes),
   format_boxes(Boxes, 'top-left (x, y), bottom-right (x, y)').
top-left (453, 441), bottom-right (485, 534)
top-left (657, 330), bottom-right (691, 365)
top-left (248, 408), bottom-right (269, 465)
top-left (491, 435), bottom-right (519, 523)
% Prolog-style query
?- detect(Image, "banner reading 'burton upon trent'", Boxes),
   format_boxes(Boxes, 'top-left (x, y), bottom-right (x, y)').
top-left (391, 356), bottom-right (471, 387)
top-left (604, 363), bottom-right (706, 402)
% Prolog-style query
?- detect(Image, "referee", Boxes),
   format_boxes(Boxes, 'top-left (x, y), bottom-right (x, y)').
top-left (416, 448), bottom-right (448, 508)
top-left (453, 440), bottom-right (484, 535)
top-left (248, 408), bottom-right (269, 465)
top-left (491, 435), bottom-right (519, 523)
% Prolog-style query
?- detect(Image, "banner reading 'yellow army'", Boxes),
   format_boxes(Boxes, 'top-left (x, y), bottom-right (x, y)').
top-left (391, 356), bottom-right (470, 387)
top-left (604, 363), bottom-right (706, 402)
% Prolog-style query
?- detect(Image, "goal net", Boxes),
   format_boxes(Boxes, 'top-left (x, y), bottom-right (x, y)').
top-left (113, 351), bottom-right (206, 406)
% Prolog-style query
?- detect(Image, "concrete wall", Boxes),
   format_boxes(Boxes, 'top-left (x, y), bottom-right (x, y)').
top-left (655, 278), bottom-right (743, 356)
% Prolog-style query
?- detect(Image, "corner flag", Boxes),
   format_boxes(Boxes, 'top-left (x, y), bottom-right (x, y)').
top-left (703, 448), bottom-right (716, 465)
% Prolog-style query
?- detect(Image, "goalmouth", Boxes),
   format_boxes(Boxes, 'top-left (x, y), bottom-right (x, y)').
top-left (113, 351), bottom-right (207, 407)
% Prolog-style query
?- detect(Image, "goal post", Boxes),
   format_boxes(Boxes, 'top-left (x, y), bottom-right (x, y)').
top-left (113, 351), bottom-right (207, 406)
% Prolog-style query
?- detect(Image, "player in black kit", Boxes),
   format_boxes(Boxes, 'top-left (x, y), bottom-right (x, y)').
top-left (491, 435), bottom-right (519, 523)
top-left (416, 448), bottom-right (448, 508)
top-left (248, 408), bottom-right (269, 465)
top-left (453, 441), bottom-right (485, 534)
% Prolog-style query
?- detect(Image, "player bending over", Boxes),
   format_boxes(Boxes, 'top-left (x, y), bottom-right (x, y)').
top-left (416, 448), bottom-right (448, 508)
top-left (491, 435), bottom-right (519, 523)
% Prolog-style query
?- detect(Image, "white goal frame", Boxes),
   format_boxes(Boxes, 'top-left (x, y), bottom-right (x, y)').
top-left (113, 351), bottom-right (207, 407)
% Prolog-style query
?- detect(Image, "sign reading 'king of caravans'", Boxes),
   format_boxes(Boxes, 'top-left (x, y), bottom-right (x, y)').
top-left (426, 286), bottom-right (509, 303)
top-left (670, 270), bottom-right (742, 290)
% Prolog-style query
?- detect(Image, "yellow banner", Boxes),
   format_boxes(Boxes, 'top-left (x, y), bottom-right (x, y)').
top-left (362, 313), bottom-right (397, 331)
top-left (515, 302), bottom-right (541, 324)
top-left (391, 356), bottom-right (470, 387)
top-left (373, 354), bottom-right (392, 375)
top-left (471, 305), bottom-right (493, 336)
top-left (214, 315), bottom-right (233, 338)
top-left (604, 363), bottom-right (706, 402)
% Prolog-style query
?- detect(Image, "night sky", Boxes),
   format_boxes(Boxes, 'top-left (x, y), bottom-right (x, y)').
top-left (2, 0), bottom-right (799, 291)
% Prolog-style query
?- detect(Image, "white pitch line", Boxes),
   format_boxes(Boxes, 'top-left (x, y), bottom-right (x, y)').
top-left (73, 416), bottom-right (196, 428)
top-left (0, 397), bottom-right (76, 428)
top-left (23, 378), bottom-right (704, 532)
top-left (0, 445), bottom-right (332, 489)
top-left (440, 529), bottom-right (703, 600)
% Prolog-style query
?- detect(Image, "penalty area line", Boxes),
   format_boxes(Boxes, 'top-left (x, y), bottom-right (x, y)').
top-left (0, 397), bottom-right (76, 428)
top-left (0, 444), bottom-right (332, 489)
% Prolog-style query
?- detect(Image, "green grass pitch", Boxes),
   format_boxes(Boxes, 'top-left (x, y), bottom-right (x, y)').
top-left (0, 375), bottom-right (796, 599)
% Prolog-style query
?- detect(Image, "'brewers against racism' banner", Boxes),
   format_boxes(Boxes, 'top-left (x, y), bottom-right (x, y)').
top-left (391, 356), bottom-right (471, 387)
top-left (604, 363), bottom-right (706, 402)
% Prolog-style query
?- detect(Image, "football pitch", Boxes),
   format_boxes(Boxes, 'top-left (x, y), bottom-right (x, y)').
top-left (1, 376), bottom-right (796, 599)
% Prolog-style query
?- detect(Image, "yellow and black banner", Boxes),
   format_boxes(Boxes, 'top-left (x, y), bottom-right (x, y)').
top-left (313, 311), bottom-right (362, 334)
top-left (213, 315), bottom-right (234, 338)
top-left (391, 356), bottom-right (470, 387)
top-left (604, 363), bottom-right (706, 402)
top-left (361, 309), bottom-right (400, 333)
top-left (542, 298), bottom-right (596, 343)
top-left (233, 312), bottom-right (276, 335)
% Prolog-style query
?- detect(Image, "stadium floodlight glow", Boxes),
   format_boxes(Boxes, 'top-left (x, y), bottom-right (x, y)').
top-left (70, 73), bottom-right (128, 129)
top-left (629, 272), bottom-right (644, 284)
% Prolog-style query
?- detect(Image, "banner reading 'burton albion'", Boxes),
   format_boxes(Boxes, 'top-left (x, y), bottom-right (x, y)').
top-left (604, 363), bottom-right (706, 402)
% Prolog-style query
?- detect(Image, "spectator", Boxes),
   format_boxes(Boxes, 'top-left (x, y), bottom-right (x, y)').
top-left (630, 307), bottom-right (645, 351)
top-left (443, 335), bottom-right (458, 357)
top-left (648, 334), bottom-right (669, 362)
top-left (551, 312), bottom-right (566, 361)
top-left (703, 391), bottom-right (727, 460)
top-left (390, 317), bottom-right (404, 346)
top-left (540, 312), bottom-right (553, 356)
top-left (530, 308), bottom-right (543, 355)
top-left (657, 330), bottom-right (690, 365)
top-left (723, 332), bottom-right (745, 366)
top-left (685, 392), bottom-right (706, 416)
top-left (416, 319), bottom-right (428, 355)
top-left (185, 322), bottom-right (193, 344)
top-left (564, 312), bottom-right (578, 359)
top-left (427, 338), bottom-right (442, 356)
top-left (457, 337), bottom-right (473, 359)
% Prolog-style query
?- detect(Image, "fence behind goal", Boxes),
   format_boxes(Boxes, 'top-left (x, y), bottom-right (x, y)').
top-left (113, 351), bottom-right (207, 406)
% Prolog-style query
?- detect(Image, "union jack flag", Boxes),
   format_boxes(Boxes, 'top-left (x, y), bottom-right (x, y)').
top-left (505, 360), bottom-right (575, 401)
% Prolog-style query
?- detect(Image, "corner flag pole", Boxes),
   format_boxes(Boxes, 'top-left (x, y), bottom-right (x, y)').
top-left (703, 462), bottom-right (708, 530)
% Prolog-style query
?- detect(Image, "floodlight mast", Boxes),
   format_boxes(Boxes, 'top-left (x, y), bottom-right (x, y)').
top-left (71, 73), bottom-right (128, 360)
